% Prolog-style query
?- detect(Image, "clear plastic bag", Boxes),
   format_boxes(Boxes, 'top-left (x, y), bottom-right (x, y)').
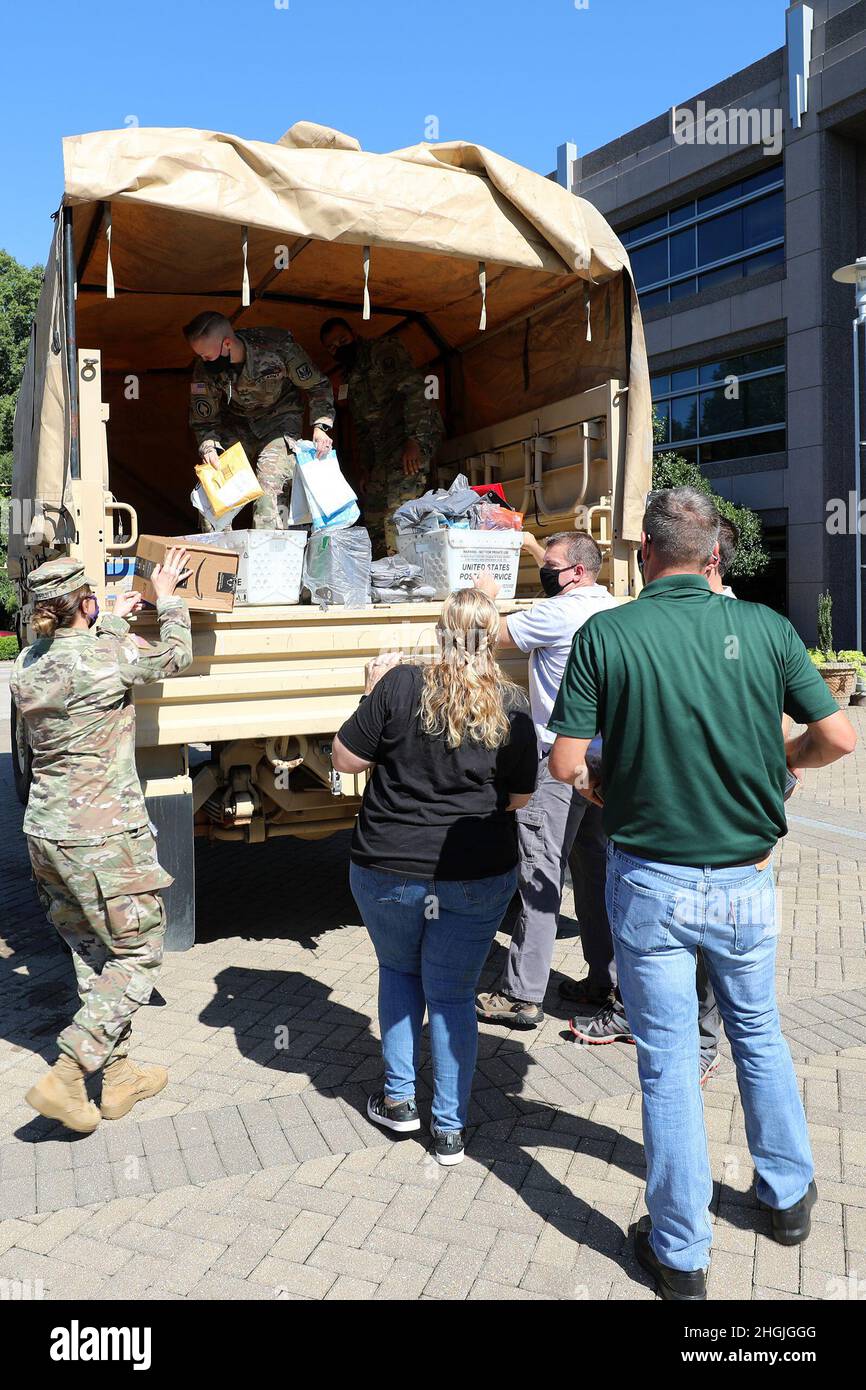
top-left (302, 525), bottom-right (372, 609)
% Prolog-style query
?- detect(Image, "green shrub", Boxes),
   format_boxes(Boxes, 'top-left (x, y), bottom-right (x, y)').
top-left (838, 649), bottom-right (866, 676)
top-left (0, 634), bottom-right (19, 660)
top-left (817, 590), bottom-right (834, 657)
top-left (651, 419), bottom-right (770, 580)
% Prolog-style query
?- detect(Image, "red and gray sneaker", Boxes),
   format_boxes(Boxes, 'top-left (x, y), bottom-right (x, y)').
top-left (700, 1054), bottom-right (722, 1087)
top-left (366, 1092), bottom-right (421, 1133)
top-left (570, 1000), bottom-right (634, 1045)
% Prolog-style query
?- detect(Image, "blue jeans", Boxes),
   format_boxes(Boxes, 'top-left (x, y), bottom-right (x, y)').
top-left (606, 844), bottom-right (813, 1272)
top-left (350, 863), bottom-right (518, 1132)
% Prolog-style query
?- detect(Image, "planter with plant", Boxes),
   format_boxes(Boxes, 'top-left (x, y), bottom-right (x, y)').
top-left (808, 592), bottom-right (859, 707)
top-left (837, 648), bottom-right (866, 701)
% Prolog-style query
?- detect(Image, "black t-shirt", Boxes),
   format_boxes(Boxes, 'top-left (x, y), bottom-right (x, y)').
top-left (338, 663), bottom-right (538, 880)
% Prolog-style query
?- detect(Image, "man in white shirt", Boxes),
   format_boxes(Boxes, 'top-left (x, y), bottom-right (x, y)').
top-left (475, 532), bottom-right (618, 1027)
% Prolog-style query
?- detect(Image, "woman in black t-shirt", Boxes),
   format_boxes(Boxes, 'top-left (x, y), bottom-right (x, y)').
top-left (333, 587), bottom-right (537, 1166)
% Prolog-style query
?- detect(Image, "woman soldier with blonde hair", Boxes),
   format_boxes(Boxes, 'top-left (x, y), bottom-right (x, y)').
top-left (11, 551), bottom-right (192, 1133)
top-left (333, 587), bottom-right (537, 1165)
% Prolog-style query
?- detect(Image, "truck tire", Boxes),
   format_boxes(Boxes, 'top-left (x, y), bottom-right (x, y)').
top-left (10, 694), bottom-right (32, 807)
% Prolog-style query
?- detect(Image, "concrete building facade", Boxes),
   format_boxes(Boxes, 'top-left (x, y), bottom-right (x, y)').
top-left (558, 0), bottom-right (866, 645)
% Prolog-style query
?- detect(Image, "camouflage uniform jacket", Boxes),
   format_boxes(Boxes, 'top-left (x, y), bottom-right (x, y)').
top-left (345, 337), bottom-right (444, 468)
top-left (11, 597), bottom-right (193, 844)
top-left (189, 328), bottom-right (334, 454)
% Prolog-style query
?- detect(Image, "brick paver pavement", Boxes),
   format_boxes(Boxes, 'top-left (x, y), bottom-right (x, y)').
top-left (1, 665), bottom-right (865, 1301)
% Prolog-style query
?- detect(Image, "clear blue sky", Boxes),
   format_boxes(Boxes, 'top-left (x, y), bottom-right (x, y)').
top-left (1, 0), bottom-right (785, 268)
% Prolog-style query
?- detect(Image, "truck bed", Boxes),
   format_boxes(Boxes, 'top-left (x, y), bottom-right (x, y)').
top-left (131, 598), bottom-right (534, 747)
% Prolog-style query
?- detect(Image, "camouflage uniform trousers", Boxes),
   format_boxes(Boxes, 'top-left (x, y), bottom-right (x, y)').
top-left (364, 444), bottom-right (432, 557)
top-left (27, 827), bottom-right (170, 1073)
top-left (231, 427), bottom-right (298, 530)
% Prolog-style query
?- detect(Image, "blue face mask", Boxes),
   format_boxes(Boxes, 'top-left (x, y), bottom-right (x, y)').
top-left (83, 595), bottom-right (100, 628)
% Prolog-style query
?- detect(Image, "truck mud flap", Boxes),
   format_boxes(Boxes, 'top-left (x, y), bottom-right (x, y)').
top-left (144, 776), bottom-right (195, 951)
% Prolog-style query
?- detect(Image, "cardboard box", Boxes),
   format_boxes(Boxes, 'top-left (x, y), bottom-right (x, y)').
top-left (131, 535), bottom-right (239, 613)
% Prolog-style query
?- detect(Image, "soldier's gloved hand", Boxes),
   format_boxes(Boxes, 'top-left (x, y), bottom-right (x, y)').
top-left (312, 425), bottom-right (332, 460)
top-left (401, 438), bottom-right (423, 477)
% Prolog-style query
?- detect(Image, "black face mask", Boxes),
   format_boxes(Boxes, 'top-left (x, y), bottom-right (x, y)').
top-left (202, 349), bottom-right (232, 376)
top-left (333, 342), bottom-right (358, 369)
top-left (539, 565), bottom-right (571, 597)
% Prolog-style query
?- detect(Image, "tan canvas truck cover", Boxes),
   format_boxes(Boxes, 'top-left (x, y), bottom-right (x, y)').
top-left (10, 121), bottom-right (651, 572)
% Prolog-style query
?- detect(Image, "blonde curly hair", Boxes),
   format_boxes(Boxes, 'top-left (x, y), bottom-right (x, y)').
top-left (419, 588), bottom-right (521, 750)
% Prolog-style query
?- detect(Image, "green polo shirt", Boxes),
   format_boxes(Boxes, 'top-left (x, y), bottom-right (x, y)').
top-left (548, 573), bottom-right (840, 866)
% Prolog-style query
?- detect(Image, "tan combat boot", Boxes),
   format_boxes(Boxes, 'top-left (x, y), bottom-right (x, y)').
top-left (100, 1057), bottom-right (168, 1120)
top-left (25, 1055), bottom-right (101, 1134)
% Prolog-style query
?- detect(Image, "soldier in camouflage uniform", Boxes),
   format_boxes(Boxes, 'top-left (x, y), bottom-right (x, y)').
top-left (320, 318), bottom-right (445, 555)
top-left (184, 312), bottom-right (335, 528)
top-left (11, 554), bottom-right (193, 1133)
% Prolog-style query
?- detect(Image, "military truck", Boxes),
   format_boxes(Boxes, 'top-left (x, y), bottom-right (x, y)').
top-left (8, 121), bottom-right (653, 947)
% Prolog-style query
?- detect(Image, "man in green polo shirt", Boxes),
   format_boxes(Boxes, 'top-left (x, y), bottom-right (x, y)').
top-left (548, 486), bottom-right (857, 1302)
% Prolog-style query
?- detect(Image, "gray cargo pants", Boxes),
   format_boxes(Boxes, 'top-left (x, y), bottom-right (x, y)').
top-left (502, 758), bottom-right (614, 1004)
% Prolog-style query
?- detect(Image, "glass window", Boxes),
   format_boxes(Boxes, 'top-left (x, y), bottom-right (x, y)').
top-left (669, 200), bottom-right (695, 226)
top-left (669, 277), bottom-right (697, 301)
top-left (653, 400), bottom-right (671, 442)
top-left (741, 165), bottom-right (783, 196)
top-left (744, 245), bottom-right (785, 275)
top-left (671, 394), bottom-right (698, 441)
top-left (743, 190), bottom-right (784, 248)
top-left (698, 207), bottom-right (743, 265)
top-left (639, 286), bottom-right (668, 311)
top-left (630, 239), bottom-right (668, 288)
top-left (700, 384), bottom-right (746, 437)
top-left (628, 213), bottom-right (668, 243)
top-left (652, 344), bottom-right (785, 475)
top-left (699, 261), bottom-right (743, 291)
top-left (670, 367), bottom-right (698, 391)
top-left (699, 428), bottom-right (785, 465)
top-left (698, 347), bottom-right (783, 384)
top-left (742, 373), bottom-right (785, 429)
top-left (629, 166), bottom-right (784, 307)
top-left (669, 226), bottom-right (696, 275)
top-left (698, 183), bottom-right (740, 214)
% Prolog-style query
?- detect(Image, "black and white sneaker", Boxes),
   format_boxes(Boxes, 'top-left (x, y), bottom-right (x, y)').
top-left (433, 1130), bottom-right (465, 1166)
top-left (366, 1092), bottom-right (421, 1133)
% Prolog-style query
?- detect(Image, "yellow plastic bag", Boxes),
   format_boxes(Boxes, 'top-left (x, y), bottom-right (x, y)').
top-left (194, 442), bottom-right (263, 519)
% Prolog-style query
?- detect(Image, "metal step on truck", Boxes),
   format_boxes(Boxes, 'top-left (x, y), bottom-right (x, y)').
top-left (8, 120), bottom-right (653, 948)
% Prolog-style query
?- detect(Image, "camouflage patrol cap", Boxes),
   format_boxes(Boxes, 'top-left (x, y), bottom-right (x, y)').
top-left (27, 557), bottom-right (95, 602)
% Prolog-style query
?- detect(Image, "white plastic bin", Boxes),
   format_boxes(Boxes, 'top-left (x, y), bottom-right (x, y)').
top-left (396, 528), bottom-right (523, 599)
top-left (180, 530), bottom-right (307, 605)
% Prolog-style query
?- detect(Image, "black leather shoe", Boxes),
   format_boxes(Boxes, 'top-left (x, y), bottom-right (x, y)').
top-left (633, 1217), bottom-right (707, 1301)
top-left (760, 1180), bottom-right (817, 1246)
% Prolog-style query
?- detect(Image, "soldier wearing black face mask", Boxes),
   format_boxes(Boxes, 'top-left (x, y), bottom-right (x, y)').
top-left (183, 311), bottom-right (334, 529)
top-left (320, 317), bottom-right (444, 555)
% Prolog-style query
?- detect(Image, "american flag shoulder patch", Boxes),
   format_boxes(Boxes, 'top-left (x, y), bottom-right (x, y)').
top-left (191, 381), bottom-right (208, 395)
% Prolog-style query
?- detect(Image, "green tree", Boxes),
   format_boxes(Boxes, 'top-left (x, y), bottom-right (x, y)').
top-left (0, 249), bottom-right (44, 628)
top-left (651, 412), bottom-right (769, 580)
